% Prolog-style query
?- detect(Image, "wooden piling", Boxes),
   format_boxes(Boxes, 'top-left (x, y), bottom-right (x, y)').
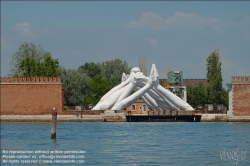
top-left (51, 107), bottom-right (57, 139)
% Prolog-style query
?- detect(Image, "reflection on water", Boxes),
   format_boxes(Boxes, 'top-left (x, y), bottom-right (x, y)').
top-left (1, 122), bottom-right (250, 165)
top-left (51, 139), bottom-right (60, 148)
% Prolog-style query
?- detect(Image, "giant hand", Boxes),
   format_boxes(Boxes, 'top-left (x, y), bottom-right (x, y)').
top-left (92, 64), bottom-right (194, 111)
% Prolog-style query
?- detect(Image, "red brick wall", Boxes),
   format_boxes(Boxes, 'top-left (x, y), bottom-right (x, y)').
top-left (233, 84), bottom-right (250, 116)
top-left (0, 77), bottom-right (63, 115)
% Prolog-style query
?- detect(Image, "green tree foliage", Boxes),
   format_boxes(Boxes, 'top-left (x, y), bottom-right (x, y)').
top-left (220, 88), bottom-right (229, 109)
top-left (41, 54), bottom-right (61, 77)
top-left (61, 68), bottom-right (90, 106)
top-left (78, 59), bottom-right (131, 84)
top-left (84, 75), bottom-right (113, 106)
top-left (19, 56), bottom-right (40, 77)
top-left (100, 59), bottom-right (132, 86)
top-left (19, 54), bottom-right (61, 77)
top-left (10, 42), bottom-right (61, 77)
top-left (187, 83), bottom-right (207, 108)
top-left (62, 59), bottom-right (132, 106)
top-left (78, 62), bottom-right (101, 79)
top-left (206, 48), bottom-right (224, 108)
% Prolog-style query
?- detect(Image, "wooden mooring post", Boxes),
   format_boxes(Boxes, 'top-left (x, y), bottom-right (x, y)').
top-left (51, 107), bottom-right (57, 139)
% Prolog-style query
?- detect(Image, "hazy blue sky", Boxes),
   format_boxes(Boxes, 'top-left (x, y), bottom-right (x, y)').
top-left (1, 1), bottom-right (250, 88)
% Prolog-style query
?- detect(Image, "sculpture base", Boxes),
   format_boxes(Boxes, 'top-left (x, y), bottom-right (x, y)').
top-left (104, 110), bottom-right (115, 114)
top-left (126, 115), bottom-right (201, 122)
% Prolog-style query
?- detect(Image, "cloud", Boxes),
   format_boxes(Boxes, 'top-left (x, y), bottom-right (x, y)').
top-left (145, 37), bottom-right (158, 48)
top-left (10, 22), bottom-right (51, 39)
top-left (11, 22), bottom-right (38, 39)
top-left (124, 12), bottom-right (164, 29)
top-left (124, 12), bottom-right (220, 30)
top-left (1, 37), bottom-right (12, 50)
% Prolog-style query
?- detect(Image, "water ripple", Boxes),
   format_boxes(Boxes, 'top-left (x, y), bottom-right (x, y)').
top-left (1, 122), bottom-right (250, 165)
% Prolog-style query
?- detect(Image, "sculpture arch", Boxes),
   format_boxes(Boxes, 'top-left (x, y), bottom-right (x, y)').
top-left (92, 64), bottom-right (194, 111)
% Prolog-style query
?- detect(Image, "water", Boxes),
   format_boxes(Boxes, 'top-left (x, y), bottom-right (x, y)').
top-left (1, 122), bottom-right (250, 166)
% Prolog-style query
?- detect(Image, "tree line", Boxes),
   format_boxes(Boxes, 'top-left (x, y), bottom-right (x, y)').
top-left (9, 42), bottom-right (131, 107)
top-left (61, 60), bottom-right (131, 106)
top-left (9, 42), bottom-right (228, 109)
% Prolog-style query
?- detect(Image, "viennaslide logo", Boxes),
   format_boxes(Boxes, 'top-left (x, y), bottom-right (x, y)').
top-left (220, 146), bottom-right (247, 165)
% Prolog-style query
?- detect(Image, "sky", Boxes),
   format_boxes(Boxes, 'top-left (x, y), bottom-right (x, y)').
top-left (1, 1), bottom-right (250, 88)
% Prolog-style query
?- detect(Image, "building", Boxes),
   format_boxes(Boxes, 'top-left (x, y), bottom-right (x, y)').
top-left (160, 79), bottom-right (208, 87)
top-left (182, 79), bottom-right (208, 86)
top-left (227, 76), bottom-right (250, 116)
top-left (126, 99), bottom-right (150, 114)
top-left (159, 78), bottom-right (207, 102)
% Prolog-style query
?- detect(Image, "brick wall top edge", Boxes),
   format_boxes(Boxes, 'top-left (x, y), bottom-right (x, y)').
top-left (231, 76), bottom-right (250, 83)
top-left (0, 77), bottom-right (61, 83)
top-left (0, 83), bottom-right (62, 85)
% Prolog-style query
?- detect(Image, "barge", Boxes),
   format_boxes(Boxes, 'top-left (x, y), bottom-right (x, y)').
top-left (126, 110), bottom-right (202, 122)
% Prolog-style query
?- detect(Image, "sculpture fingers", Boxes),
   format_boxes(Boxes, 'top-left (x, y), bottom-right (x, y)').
top-left (141, 95), bottom-right (155, 110)
top-left (112, 64), bottom-right (157, 110)
top-left (156, 85), bottom-right (194, 110)
top-left (92, 85), bottom-right (127, 110)
top-left (146, 87), bottom-right (179, 111)
top-left (99, 74), bottom-right (131, 103)
top-left (111, 81), bottom-right (137, 110)
top-left (151, 87), bottom-right (180, 110)
top-left (143, 92), bottom-right (162, 111)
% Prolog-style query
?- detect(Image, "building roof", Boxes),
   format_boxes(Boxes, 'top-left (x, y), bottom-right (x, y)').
top-left (159, 78), bottom-right (208, 87)
top-left (182, 79), bottom-right (208, 86)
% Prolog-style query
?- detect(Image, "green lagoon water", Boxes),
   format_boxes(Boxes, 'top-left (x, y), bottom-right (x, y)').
top-left (1, 122), bottom-right (250, 165)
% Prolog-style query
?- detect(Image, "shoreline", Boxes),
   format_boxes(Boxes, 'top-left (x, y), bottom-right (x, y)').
top-left (0, 114), bottom-right (126, 122)
top-left (1, 114), bottom-right (250, 122)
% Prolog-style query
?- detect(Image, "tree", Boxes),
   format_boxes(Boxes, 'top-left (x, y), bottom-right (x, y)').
top-left (100, 59), bottom-right (132, 86)
top-left (187, 83), bottom-right (207, 108)
top-left (78, 62), bottom-right (101, 79)
top-left (221, 88), bottom-right (229, 109)
top-left (41, 54), bottom-right (61, 77)
top-left (206, 48), bottom-right (223, 109)
top-left (62, 59), bottom-right (131, 106)
top-left (19, 54), bottom-right (61, 77)
top-left (19, 56), bottom-right (41, 77)
top-left (84, 75), bottom-right (114, 106)
top-left (61, 68), bottom-right (90, 106)
top-left (10, 42), bottom-right (61, 77)
top-left (138, 55), bottom-right (147, 75)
